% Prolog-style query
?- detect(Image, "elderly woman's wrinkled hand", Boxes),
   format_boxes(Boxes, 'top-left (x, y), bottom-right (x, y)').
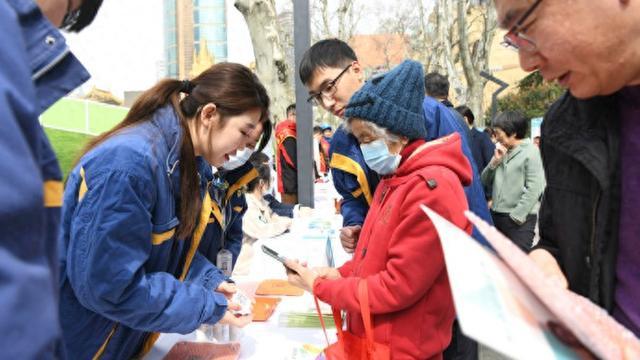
top-left (313, 266), bottom-right (341, 280)
top-left (284, 259), bottom-right (318, 293)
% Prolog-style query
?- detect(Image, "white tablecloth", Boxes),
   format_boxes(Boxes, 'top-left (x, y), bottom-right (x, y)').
top-left (145, 206), bottom-right (349, 360)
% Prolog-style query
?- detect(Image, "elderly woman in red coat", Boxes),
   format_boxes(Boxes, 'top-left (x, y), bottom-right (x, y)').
top-left (286, 60), bottom-right (473, 359)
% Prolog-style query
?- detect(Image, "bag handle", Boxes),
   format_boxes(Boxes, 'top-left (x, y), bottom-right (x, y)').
top-left (358, 280), bottom-right (376, 354)
top-left (314, 296), bottom-right (345, 347)
top-left (314, 280), bottom-right (375, 353)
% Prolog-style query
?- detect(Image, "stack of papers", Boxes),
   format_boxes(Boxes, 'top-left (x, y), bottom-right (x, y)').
top-left (421, 205), bottom-right (640, 360)
top-left (278, 312), bottom-right (336, 328)
top-left (279, 301), bottom-right (336, 328)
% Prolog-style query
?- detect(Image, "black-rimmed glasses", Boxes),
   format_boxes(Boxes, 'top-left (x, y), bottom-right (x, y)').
top-left (306, 64), bottom-right (352, 106)
top-left (502, 0), bottom-right (543, 52)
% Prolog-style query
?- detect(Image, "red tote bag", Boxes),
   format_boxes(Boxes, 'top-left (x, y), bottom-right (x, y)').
top-left (314, 280), bottom-right (390, 360)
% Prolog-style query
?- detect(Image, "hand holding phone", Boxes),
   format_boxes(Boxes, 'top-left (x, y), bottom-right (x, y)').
top-left (261, 245), bottom-right (298, 274)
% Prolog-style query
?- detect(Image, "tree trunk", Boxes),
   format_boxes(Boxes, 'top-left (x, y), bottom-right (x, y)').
top-left (234, 0), bottom-right (293, 122)
top-left (318, 0), bottom-right (332, 38)
top-left (373, 0), bottom-right (497, 125)
top-left (336, 0), bottom-right (355, 40)
top-left (456, 0), bottom-right (497, 126)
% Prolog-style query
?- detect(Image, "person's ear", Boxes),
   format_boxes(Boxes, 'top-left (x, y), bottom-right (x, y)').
top-left (400, 136), bottom-right (410, 146)
top-left (199, 103), bottom-right (219, 130)
top-left (351, 61), bottom-right (364, 81)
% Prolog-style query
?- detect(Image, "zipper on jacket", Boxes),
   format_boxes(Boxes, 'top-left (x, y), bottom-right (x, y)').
top-left (588, 191), bottom-right (601, 269)
top-left (587, 190), bottom-right (601, 302)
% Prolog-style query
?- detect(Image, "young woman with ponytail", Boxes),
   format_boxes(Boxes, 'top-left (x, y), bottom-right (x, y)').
top-left (57, 63), bottom-right (272, 359)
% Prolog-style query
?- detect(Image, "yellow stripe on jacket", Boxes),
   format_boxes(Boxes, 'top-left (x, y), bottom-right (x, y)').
top-left (329, 153), bottom-right (372, 205)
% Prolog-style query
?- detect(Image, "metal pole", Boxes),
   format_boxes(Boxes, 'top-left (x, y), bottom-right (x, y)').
top-left (480, 71), bottom-right (509, 125)
top-left (293, 0), bottom-right (314, 207)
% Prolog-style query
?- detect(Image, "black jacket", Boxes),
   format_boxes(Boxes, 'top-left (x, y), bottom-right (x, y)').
top-left (534, 91), bottom-right (621, 311)
top-left (469, 127), bottom-right (494, 174)
top-left (281, 137), bottom-right (297, 194)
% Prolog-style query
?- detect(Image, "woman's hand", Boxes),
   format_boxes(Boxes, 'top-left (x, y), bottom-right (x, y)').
top-left (284, 259), bottom-right (318, 292)
top-left (489, 143), bottom-right (507, 168)
top-left (216, 281), bottom-right (237, 300)
top-left (313, 266), bottom-right (342, 280)
top-left (297, 206), bottom-right (314, 217)
top-left (218, 310), bottom-right (253, 328)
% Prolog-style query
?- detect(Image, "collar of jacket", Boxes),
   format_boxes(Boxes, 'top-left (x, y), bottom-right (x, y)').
top-left (542, 91), bottom-right (620, 190)
top-left (152, 106), bottom-right (182, 175)
top-left (397, 139), bottom-right (426, 168)
top-left (246, 191), bottom-right (268, 211)
top-left (8, 0), bottom-right (91, 114)
top-left (387, 133), bottom-right (472, 188)
top-left (504, 138), bottom-right (532, 163)
top-left (150, 105), bottom-right (214, 190)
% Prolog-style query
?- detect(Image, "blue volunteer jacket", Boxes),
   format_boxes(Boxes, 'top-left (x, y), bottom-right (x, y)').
top-left (422, 96), bottom-right (493, 245)
top-left (58, 106), bottom-right (229, 359)
top-left (199, 162), bottom-right (258, 268)
top-left (329, 98), bottom-right (492, 246)
top-left (329, 126), bottom-right (380, 227)
top-left (1, 1), bottom-right (90, 359)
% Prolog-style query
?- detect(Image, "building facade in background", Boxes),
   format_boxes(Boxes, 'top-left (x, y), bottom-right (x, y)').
top-left (164, 0), bottom-right (228, 78)
top-left (350, 34), bottom-right (408, 76)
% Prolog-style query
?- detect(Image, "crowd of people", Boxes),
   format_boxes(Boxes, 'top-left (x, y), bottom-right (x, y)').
top-left (1, 0), bottom-right (639, 359)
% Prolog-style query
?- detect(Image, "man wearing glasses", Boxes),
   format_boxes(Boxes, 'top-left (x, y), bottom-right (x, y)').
top-left (1, 1), bottom-right (103, 358)
top-left (494, 0), bottom-right (640, 340)
top-left (299, 39), bottom-right (492, 360)
top-left (300, 45), bottom-right (380, 253)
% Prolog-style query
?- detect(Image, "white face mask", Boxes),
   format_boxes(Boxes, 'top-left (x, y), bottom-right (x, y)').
top-left (221, 147), bottom-right (254, 170)
top-left (360, 139), bottom-right (401, 175)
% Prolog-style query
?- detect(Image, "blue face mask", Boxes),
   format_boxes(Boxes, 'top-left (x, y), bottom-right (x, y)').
top-left (360, 139), bottom-right (401, 175)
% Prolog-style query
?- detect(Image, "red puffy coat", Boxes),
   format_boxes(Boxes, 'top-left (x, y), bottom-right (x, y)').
top-left (313, 134), bottom-right (472, 359)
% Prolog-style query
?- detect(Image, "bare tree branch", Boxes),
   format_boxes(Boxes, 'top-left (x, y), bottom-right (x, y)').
top-left (235, 0), bottom-right (293, 122)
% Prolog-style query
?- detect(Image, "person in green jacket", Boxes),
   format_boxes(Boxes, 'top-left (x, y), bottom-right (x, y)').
top-left (481, 111), bottom-right (546, 251)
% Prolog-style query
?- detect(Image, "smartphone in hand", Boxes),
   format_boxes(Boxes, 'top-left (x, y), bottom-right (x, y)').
top-left (261, 245), bottom-right (298, 274)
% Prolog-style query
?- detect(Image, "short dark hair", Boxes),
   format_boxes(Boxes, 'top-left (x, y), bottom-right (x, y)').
top-left (299, 39), bottom-right (358, 85)
top-left (424, 72), bottom-right (450, 98)
top-left (492, 111), bottom-right (529, 139)
top-left (249, 151), bottom-right (269, 167)
top-left (313, 125), bottom-right (323, 134)
top-left (246, 161), bottom-right (271, 192)
top-left (66, 0), bottom-right (104, 32)
top-left (286, 104), bottom-right (296, 117)
top-left (455, 105), bottom-right (475, 125)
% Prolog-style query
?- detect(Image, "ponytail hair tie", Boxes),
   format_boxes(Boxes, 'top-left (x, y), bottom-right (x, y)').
top-left (180, 79), bottom-right (195, 94)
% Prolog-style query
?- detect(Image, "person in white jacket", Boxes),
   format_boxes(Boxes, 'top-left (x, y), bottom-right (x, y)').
top-left (234, 161), bottom-right (293, 275)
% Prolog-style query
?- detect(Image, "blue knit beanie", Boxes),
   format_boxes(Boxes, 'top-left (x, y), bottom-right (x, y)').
top-left (344, 59), bottom-right (427, 140)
